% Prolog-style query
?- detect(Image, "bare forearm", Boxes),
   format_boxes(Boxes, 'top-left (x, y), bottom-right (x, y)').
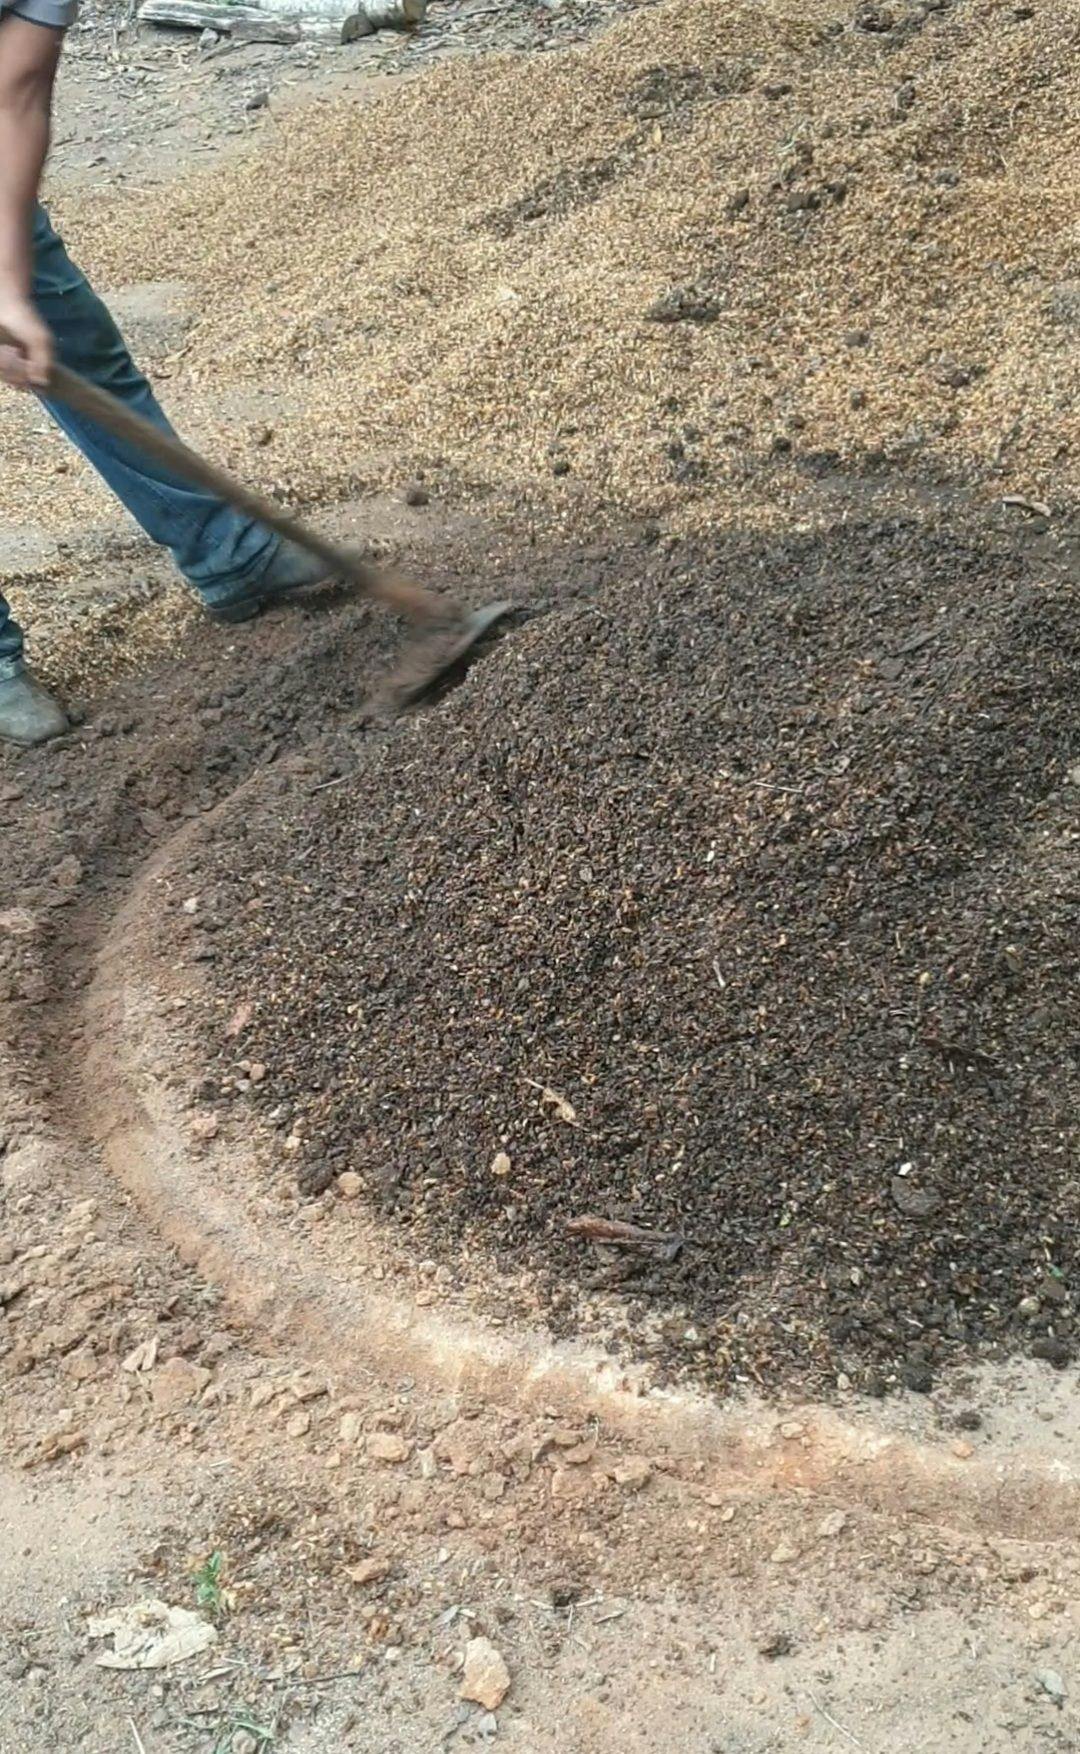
top-left (0, 98), bottom-right (50, 298)
top-left (0, 15), bottom-right (61, 298)
top-left (0, 19), bottom-right (61, 387)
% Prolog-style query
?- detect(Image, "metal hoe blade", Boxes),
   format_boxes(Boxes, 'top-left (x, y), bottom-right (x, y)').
top-left (392, 600), bottom-right (514, 706)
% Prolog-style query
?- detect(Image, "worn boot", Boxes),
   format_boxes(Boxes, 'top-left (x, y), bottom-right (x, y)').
top-left (204, 544), bottom-right (336, 625)
top-left (0, 662), bottom-right (69, 748)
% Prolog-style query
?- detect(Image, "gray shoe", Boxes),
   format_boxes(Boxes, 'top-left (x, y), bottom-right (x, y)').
top-left (205, 544), bottom-right (335, 625)
top-left (0, 662), bottom-right (69, 748)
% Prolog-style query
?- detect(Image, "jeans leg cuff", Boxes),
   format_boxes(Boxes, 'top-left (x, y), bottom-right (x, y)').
top-left (185, 536), bottom-right (283, 608)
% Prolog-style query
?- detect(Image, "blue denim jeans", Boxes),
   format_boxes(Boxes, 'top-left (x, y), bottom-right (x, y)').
top-left (0, 205), bottom-right (280, 666)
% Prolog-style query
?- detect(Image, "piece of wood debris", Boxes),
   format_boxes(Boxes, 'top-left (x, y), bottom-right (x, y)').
top-left (565, 1214), bottom-right (683, 1260)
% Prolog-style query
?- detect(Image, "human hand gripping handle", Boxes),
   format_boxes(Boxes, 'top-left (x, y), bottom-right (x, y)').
top-left (0, 288), bottom-right (53, 389)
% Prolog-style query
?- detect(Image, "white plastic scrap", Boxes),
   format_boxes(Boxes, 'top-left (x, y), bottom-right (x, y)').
top-left (86, 1599), bottom-right (218, 1670)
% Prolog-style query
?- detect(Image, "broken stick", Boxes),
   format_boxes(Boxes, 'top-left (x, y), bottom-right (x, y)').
top-left (565, 1215), bottom-right (684, 1261)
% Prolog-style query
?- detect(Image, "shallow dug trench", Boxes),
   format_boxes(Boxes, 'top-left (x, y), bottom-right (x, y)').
top-left (88, 497), bottom-right (1080, 1404)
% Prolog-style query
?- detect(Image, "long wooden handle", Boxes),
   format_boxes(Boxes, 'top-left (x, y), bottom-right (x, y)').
top-left (45, 361), bottom-right (451, 627)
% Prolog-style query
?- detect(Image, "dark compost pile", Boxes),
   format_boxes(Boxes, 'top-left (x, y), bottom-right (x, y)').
top-left (192, 514), bottom-right (1080, 1394)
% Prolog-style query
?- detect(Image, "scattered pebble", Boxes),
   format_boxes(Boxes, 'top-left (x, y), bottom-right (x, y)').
top-left (368, 1431), bottom-right (412, 1464)
top-left (459, 1637), bottom-right (511, 1711)
top-left (770, 1542), bottom-right (800, 1565)
top-left (1034, 1668), bottom-right (1066, 1706)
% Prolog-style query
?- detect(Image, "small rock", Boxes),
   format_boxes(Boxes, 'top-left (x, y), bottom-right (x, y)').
top-left (404, 482), bottom-right (430, 507)
top-left (346, 1557), bottom-right (391, 1586)
top-left (286, 1410), bottom-right (311, 1439)
top-left (151, 1357), bottom-right (211, 1414)
top-left (770, 1542), bottom-right (800, 1565)
top-left (0, 908), bottom-right (40, 938)
top-left (35, 1428), bottom-right (87, 1464)
top-left (818, 1510), bottom-right (847, 1539)
top-left (954, 1409), bottom-right (982, 1432)
top-left (561, 1439), bottom-right (597, 1466)
top-left (245, 89), bottom-right (270, 112)
top-left (951, 1440), bottom-right (974, 1460)
top-left (47, 853), bottom-right (83, 897)
top-left (368, 1431), bottom-right (412, 1464)
top-left (459, 1637), bottom-right (511, 1711)
top-left (337, 1172), bottom-right (363, 1199)
top-left (1018, 1295), bottom-right (1042, 1319)
top-left (726, 188), bottom-right (750, 217)
top-left (287, 1374), bottom-right (327, 1403)
top-left (855, 3), bottom-right (894, 30)
top-left (490, 1152), bottom-right (511, 1178)
top-left (340, 1411), bottom-right (363, 1444)
top-left (901, 1362), bottom-right (934, 1394)
top-left (1034, 1668), bottom-right (1066, 1706)
top-left (759, 1630), bottom-right (794, 1660)
top-left (612, 1456), bottom-right (651, 1491)
top-left (890, 1176), bottom-right (940, 1219)
top-left (232, 1733), bottom-right (258, 1754)
top-left (121, 1337), bottom-right (160, 1375)
top-left (1046, 283), bottom-right (1080, 329)
top-left (191, 1113), bottom-right (220, 1143)
top-left (1031, 1337), bottom-right (1073, 1368)
top-left (646, 286), bottom-right (720, 324)
top-left (934, 361), bottom-right (976, 390)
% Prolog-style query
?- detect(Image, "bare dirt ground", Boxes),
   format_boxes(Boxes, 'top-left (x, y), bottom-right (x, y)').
top-left (3, 3), bottom-right (1080, 1751)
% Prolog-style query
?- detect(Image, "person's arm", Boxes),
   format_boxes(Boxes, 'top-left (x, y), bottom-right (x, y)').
top-left (0, 15), bottom-right (62, 389)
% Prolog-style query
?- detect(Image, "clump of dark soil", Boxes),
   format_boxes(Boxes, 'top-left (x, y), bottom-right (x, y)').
top-left (189, 509), bottom-right (1080, 1395)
